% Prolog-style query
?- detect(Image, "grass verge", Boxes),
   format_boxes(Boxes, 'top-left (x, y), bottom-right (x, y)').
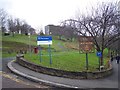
top-left (24, 50), bottom-right (110, 72)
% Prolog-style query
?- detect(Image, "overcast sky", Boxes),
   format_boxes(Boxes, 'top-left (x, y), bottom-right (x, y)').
top-left (0, 0), bottom-right (119, 30)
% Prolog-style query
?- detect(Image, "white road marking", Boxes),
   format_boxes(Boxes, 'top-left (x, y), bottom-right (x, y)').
top-left (8, 60), bottom-right (79, 88)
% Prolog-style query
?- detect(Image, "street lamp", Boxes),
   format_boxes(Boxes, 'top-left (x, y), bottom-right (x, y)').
top-left (28, 32), bottom-right (31, 56)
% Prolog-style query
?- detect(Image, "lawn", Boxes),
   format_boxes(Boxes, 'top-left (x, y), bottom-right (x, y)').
top-left (24, 50), bottom-right (110, 72)
top-left (2, 34), bottom-right (79, 57)
top-left (2, 34), bottom-right (110, 72)
top-left (2, 34), bottom-right (37, 57)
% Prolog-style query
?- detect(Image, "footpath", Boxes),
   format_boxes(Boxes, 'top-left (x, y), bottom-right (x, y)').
top-left (7, 60), bottom-right (119, 89)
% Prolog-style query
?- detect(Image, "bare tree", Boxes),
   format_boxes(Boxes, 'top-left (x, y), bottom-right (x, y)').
top-left (61, 2), bottom-right (120, 65)
top-left (0, 9), bottom-right (8, 32)
top-left (29, 27), bottom-right (35, 35)
top-left (21, 23), bottom-right (31, 35)
top-left (14, 18), bottom-right (22, 34)
top-left (62, 26), bottom-right (76, 41)
top-left (60, 19), bottom-right (78, 41)
top-left (46, 25), bottom-right (64, 40)
top-left (7, 16), bottom-right (16, 36)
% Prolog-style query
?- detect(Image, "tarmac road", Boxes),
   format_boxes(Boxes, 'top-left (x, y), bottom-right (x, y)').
top-left (1, 57), bottom-right (120, 89)
top-left (1, 74), bottom-right (37, 88)
top-left (9, 58), bottom-right (119, 89)
top-left (1, 57), bottom-right (50, 89)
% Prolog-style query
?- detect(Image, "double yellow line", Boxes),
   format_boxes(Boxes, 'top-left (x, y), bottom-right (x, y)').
top-left (0, 70), bottom-right (42, 88)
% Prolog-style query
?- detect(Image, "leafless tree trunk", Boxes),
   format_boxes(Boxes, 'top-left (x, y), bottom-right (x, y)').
top-left (0, 9), bottom-right (8, 32)
top-left (7, 17), bottom-right (16, 37)
top-left (61, 2), bottom-right (120, 66)
top-left (15, 18), bottom-right (22, 34)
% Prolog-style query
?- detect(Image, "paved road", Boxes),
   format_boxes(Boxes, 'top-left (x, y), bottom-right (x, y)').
top-left (2, 57), bottom-right (16, 72)
top-left (1, 74), bottom-right (36, 88)
top-left (2, 57), bottom-right (120, 89)
top-left (10, 59), bottom-right (119, 89)
top-left (1, 57), bottom-right (50, 89)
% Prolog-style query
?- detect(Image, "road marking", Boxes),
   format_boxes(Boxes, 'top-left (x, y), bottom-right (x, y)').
top-left (0, 71), bottom-right (44, 88)
top-left (8, 60), bottom-right (79, 89)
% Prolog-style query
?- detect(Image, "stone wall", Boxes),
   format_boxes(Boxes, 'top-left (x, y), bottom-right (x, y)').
top-left (16, 54), bottom-right (113, 79)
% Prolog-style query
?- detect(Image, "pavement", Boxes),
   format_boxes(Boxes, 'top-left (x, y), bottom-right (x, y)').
top-left (1, 57), bottom-right (50, 88)
top-left (7, 59), bottom-right (119, 89)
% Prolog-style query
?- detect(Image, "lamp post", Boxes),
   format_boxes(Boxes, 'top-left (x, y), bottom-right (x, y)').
top-left (118, 1), bottom-right (120, 56)
top-left (28, 32), bottom-right (31, 56)
top-left (117, 27), bottom-right (120, 56)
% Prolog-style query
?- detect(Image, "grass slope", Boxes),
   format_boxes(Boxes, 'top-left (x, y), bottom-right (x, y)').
top-left (2, 34), bottom-right (79, 57)
top-left (25, 50), bottom-right (109, 72)
top-left (2, 34), bottom-right (110, 71)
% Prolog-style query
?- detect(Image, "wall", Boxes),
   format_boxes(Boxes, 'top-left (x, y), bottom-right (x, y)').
top-left (16, 54), bottom-right (113, 79)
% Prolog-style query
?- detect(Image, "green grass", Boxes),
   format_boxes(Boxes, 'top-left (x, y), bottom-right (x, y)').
top-left (2, 52), bottom-right (16, 58)
top-left (2, 34), bottom-right (37, 57)
top-left (24, 50), bottom-right (109, 72)
top-left (2, 40), bottom-right (29, 58)
top-left (2, 34), bottom-right (37, 46)
top-left (2, 34), bottom-right (79, 57)
top-left (2, 34), bottom-right (110, 72)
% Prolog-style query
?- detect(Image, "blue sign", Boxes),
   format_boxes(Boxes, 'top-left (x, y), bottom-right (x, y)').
top-left (96, 52), bottom-right (102, 57)
top-left (37, 36), bottom-right (52, 45)
top-left (37, 36), bottom-right (52, 41)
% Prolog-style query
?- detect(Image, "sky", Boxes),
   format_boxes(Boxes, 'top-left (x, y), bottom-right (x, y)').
top-left (0, 0), bottom-right (119, 31)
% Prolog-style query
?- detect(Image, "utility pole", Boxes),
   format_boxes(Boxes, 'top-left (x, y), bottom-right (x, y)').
top-left (117, 26), bottom-right (120, 56)
top-left (117, 4), bottom-right (120, 56)
top-left (28, 31), bottom-right (31, 56)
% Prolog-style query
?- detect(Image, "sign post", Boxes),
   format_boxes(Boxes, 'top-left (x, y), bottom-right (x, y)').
top-left (37, 36), bottom-right (52, 45)
top-left (78, 36), bottom-right (94, 70)
top-left (37, 36), bottom-right (52, 64)
top-left (78, 36), bottom-right (94, 53)
top-left (96, 51), bottom-right (102, 71)
top-left (39, 45), bottom-right (42, 62)
top-left (85, 45), bottom-right (89, 70)
top-left (49, 44), bottom-right (52, 64)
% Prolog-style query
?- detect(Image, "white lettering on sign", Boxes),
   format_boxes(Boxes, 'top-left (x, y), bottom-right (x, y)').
top-left (37, 36), bottom-right (52, 45)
